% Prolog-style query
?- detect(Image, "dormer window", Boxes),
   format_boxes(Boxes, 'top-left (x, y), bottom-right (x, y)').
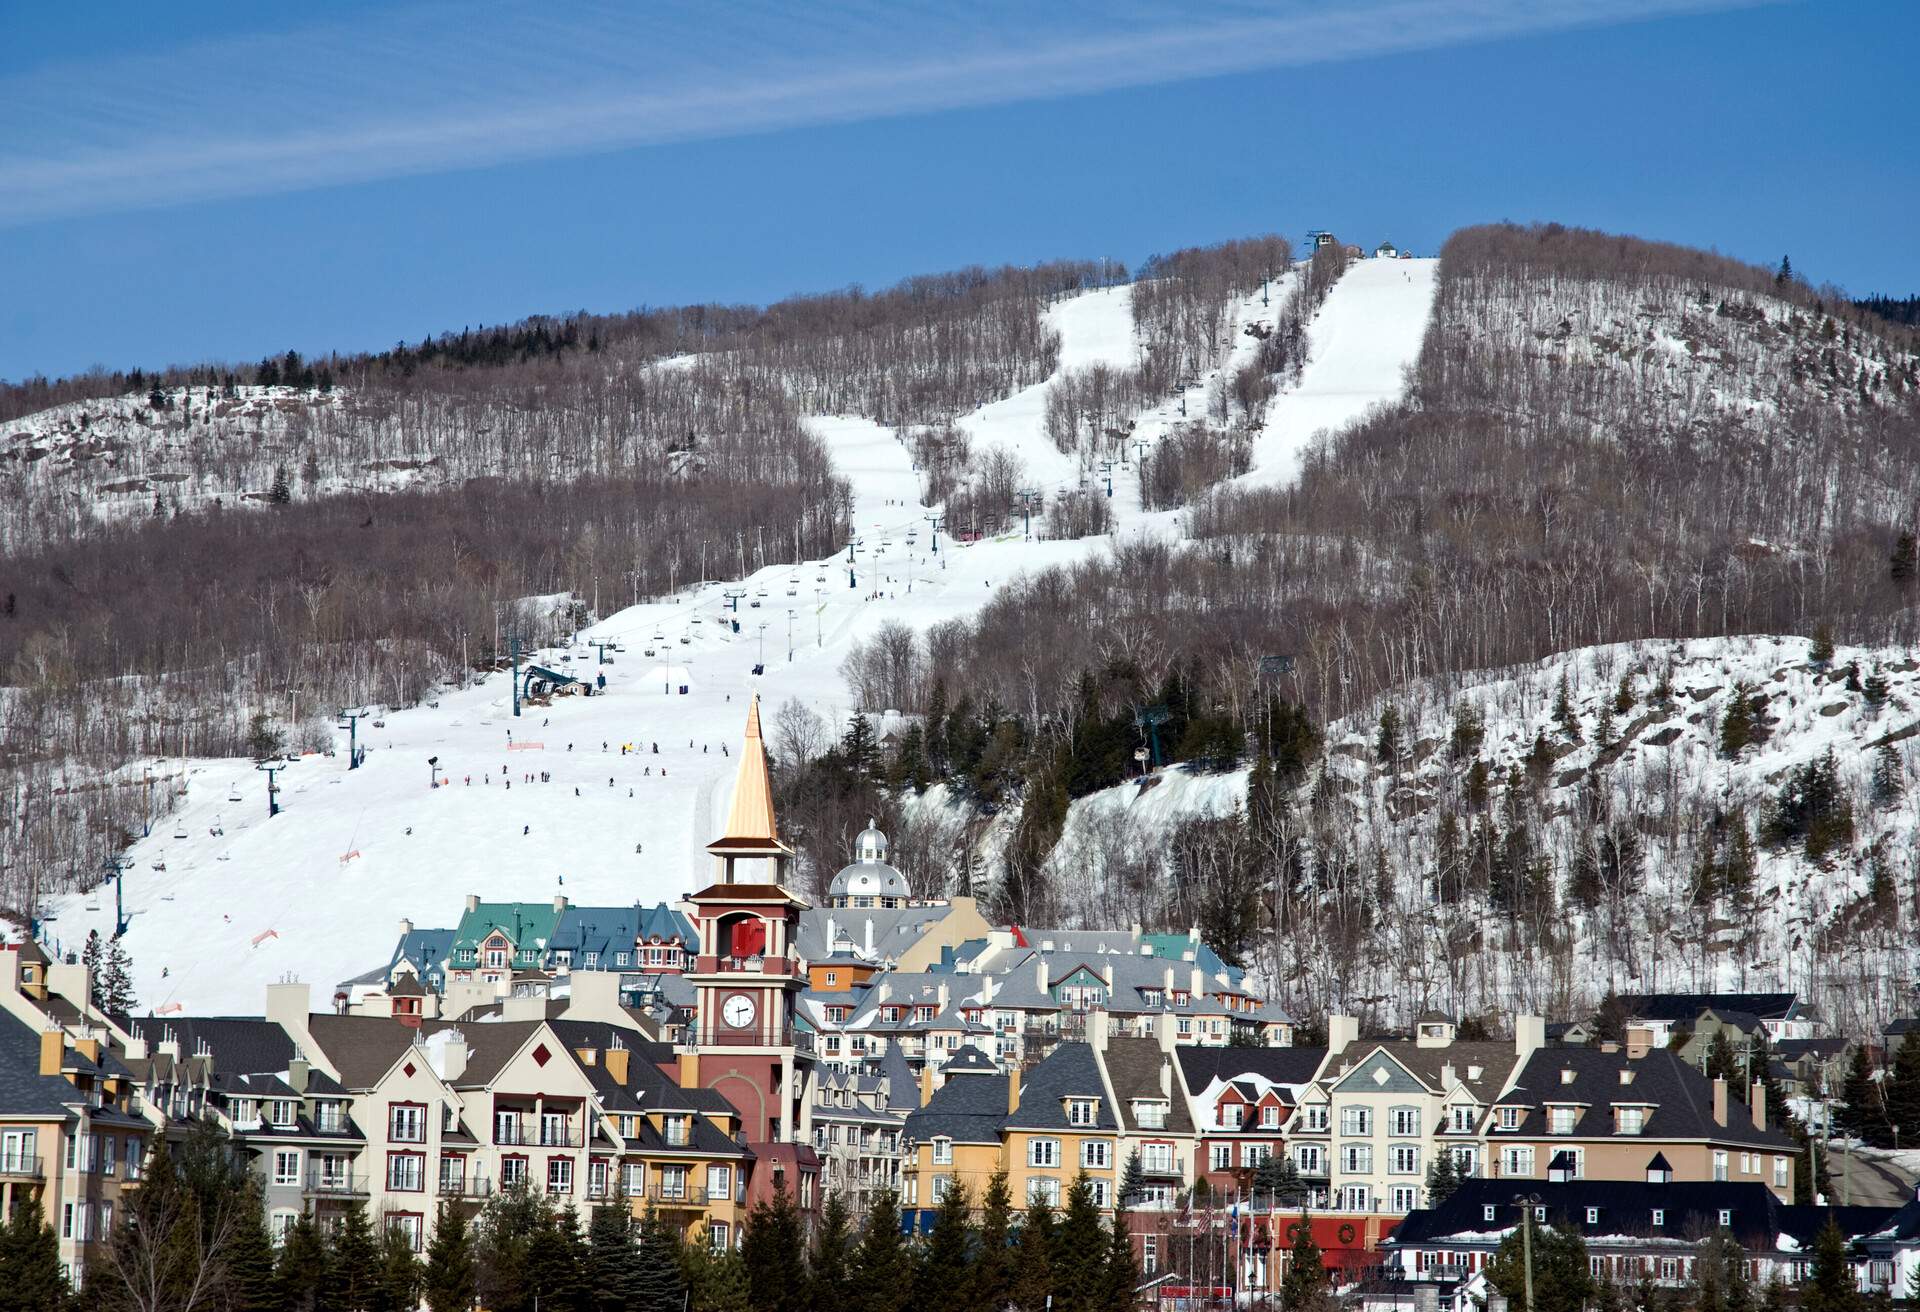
top-left (1651, 1209), bottom-right (1665, 1227)
top-left (1220, 1105), bottom-right (1245, 1130)
top-left (1261, 1106), bottom-right (1280, 1129)
top-left (1548, 1107), bottom-right (1577, 1135)
top-left (1066, 1099), bottom-right (1098, 1127)
top-left (1449, 1105), bottom-right (1475, 1133)
top-left (1483, 1205), bottom-right (1497, 1222)
top-left (1497, 1107), bottom-right (1520, 1131)
top-left (1719, 1209), bottom-right (1732, 1227)
top-left (1616, 1107), bottom-right (1646, 1135)
top-left (1133, 1100), bottom-right (1169, 1130)
top-left (1586, 1207), bottom-right (1600, 1224)
top-left (233, 1098), bottom-right (260, 1129)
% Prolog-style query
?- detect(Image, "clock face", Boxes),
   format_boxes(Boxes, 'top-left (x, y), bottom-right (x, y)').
top-left (722, 994), bottom-right (758, 1029)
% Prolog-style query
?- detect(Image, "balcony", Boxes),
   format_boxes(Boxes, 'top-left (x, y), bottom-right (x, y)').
top-left (0, 1155), bottom-right (43, 1180)
top-left (684, 1027), bottom-right (814, 1053)
top-left (494, 1124), bottom-right (580, 1148)
top-left (646, 1184), bottom-right (710, 1209)
top-left (305, 1172), bottom-right (369, 1196)
top-left (1139, 1156), bottom-right (1186, 1180)
top-left (437, 1176), bottom-right (494, 1199)
top-left (693, 954), bottom-right (796, 976)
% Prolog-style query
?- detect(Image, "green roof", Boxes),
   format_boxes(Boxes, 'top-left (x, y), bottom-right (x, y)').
top-left (452, 901), bottom-right (564, 964)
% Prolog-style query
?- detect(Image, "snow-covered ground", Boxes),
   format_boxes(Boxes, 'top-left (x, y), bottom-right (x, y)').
top-left (42, 259), bottom-right (1443, 1016)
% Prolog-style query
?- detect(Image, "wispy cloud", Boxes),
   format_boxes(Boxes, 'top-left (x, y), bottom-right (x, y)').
top-left (0, 0), bottom-right (1767, 225)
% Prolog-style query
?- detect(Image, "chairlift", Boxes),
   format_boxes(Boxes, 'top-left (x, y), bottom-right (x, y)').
top-left (679, 634), bottom-right (691, 645)
top-left (172, 822), bottom-right (189, 840)
top-left (151, 860), bottom-right (166, 872)
top-left (815, 573), bottom-right (826, 582)
top-left (85, 899), bottom-right (100, 912)
top-left (372, 719), bottom-right (386, 728)
top-left (227, 786), bottom-right (243, 803)
top-left (644, 647), bottom-right (656, 657)
top-left (652, 628), bottom-right (665, 641)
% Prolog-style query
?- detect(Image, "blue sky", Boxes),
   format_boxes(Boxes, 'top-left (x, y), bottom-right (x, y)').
top-left (3, 0), bottom-right (1914, 381)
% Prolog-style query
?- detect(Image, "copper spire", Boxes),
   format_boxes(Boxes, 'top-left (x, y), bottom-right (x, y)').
top-left (720, 694), bottom-right (779, 844)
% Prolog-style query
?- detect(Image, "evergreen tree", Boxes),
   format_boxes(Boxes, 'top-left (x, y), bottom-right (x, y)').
top-left (1775, 255), bottom-right (1793, 286)
top-left (332, 1202), bottom-right (384, 1311)
top-left (741, 1185), bottom-right (806, 1312)
top-left (1766, 750), bottom-right (1855, 860)
top-left (80, 931), bottom-right (106, 1010)
top-left (270, 463), bottom-right (293, 505)
top-left (224, 1194), bottom-right (280, 1312)
top-left (1891, 531), bottom-right (1918, 584)
top-left (916, 1180), bottom-right (977, 1312)
top-left (1009, 1201), bottom-right (1055, 1312)
top-left (99, 936), bottom-right (137, 1014)
top-left (1485, 1215), bottom-right (1593, 1312)
top-left (1103, 1211), bottom-right (1139, 1312)
top-left (1720, 684), bottom-right (1759, 756)
top-left (302, 447), bottom-right (322, 491)
top-left (1721, 809), bottom-right (1757, 901)
top-left (808, 1195), bottom-right (853, 1312)
top-left (1423, 1150), bottom-right (1460, 1206)
top-left (1810, 625), bottom-right (1836, 664)
top-left (1374, 705), bottom-right (1403, 769)
top-left (851, 1191), bottom-right (913, 1312)
top-left (1252, 1153), bottom-right (1304, 1207)
top-left (682, 1241), bottom-right (750, 1312)
top-left (1872, 745), bottom-right (1904, 807)
top-left (1448, 701), bottom-right (1485, 763)
top-left (474, 1186), bottom-right (551, 1312)
top-left (1594, 698), bottom-right (1615, 751)
top-left (525, 1205), bottom-right (588, 1312)
top-left (374, 1225), bottom-right (423, 1312)
top-left (1612, 674), bottom-right (1636, 715)
top-left (1705, 1030), bottom-right (1741, 1083)
top-left (1052, 1175), bottom-right (1106, 1312)
top-left (276, 1213), bottom-right (334, 1312)
top-left (840, 713), bottom-right (881, 780)
top-left (1837, 1043), bottom-right (1887, 1146)
top-left (1, 1195), bottom-right (70, 1312)
top-left (423, 1202), bottom-right (478, 1312)
top-left (972, 1172), bottom-right (1016, 1312)
top-left (584, 1203), bottom-right (645, 1312)
top-left (1864, 668), bottom-right (1892, 707)
top-left (1552, 672), bottom-right (1582, 741)
top-left (1279, 1214), bottom-right (1330, 1312)
top-left (1801, 1218), bottom-right (1861, 1312)
top-left (1692, 1229), bottom-right (1753, 1312)
top-left (1884, 1038), bottom-right (1920, 1154)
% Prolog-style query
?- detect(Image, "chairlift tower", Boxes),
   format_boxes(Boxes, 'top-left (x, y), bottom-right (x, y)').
top-left (786, 609), bottom-right (797, 662)
top-left (103, 855), bottom-right (133, 939)
top-left (923, 512), bottom-right (945, 554)
top-left (339, 708), bottom-right (366, 769)
top-left (722, 588), bottom-right (747, 613)
top-left (1015, 489), bottom-right (1043, 540)
top-left (256, 761), bottom-right (283, 819)
top-left (1098, 461), bottom-right (1117, 498)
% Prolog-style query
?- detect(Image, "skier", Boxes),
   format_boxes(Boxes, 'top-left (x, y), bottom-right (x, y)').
top-left (523, 825), bottom-right (529, 835)
top-left (574, 787), bottom-right (580, 796)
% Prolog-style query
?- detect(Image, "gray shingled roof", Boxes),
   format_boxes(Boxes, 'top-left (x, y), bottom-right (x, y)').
top-left (130, 1016), bottom-right (298, 1078)
top-left (903, 1070), bottom-right (1010, 1145)
top-left (1501, 1047), bottom-right (1793, 1149)
top-left (1006, 1042), bottom-right (1119, 1132)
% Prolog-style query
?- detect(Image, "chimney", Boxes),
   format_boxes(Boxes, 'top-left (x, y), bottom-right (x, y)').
top-left (825, 915), bottom-right (837, 950)
top-left (266, 980), bottom-right (312, 1032)
top-left (1036, 958), bottom-right (1047, 992)
top-left (606, 1039), bottom-right (629, 1086)
top-left (1625, 1025), bottom-right (1652, 1059)
top-left (920, 1064), bottom-right (937, 1108)
top-left (1156, 1011), bottom-right (1178, 1054)
top-left (73, 1033), bottom-right (101, 1065)
top-left (1190, 967), bottom-right (1205, 997)
top-left (678, 1050), bottom-right (700, 1089)
top-left (47, 961), bottom-right (90, 1013)
top-left (1160, 1055), bottom-right (1174, 1098)
top-left (1514, 1015), bottom-right (1545, 1061)
top-left (465, 893), bottom-right (480, 913)
top-left (1750, 1079), bottom-right (1767, 1131)
top-left (1007, 1065), bottom-right (1022, 1116)
top-left (1102, 963), bottom-right (1115, 990)
top-left (435, 1029), bottom-right (469, 1083)
top-left (288, 1056), bottom-right (310, 1094)
top-left (1130, 921), bottom-right (1143, 940)
top-left (553, 893), bottom-right (568, 914)
top-left (1441, 1061), bottom-right (1457, 1089)
top-left (124, 1036), bottom-right (148, 1062)
top-left (1188, 925), bottom-right (1200, 945)
top-left (983, 976), bottom-right (999, 1003)
top-left (1163, 964), bottom-right (1175, 992)
top-left (864, 918), bottom-right (875, 958)
top-left (399, 918), bottom-right (413, 938)
top-left (1090, 1007), bottom-right (1109, 1053)
top-left (1712, 1077), bottom-right (1728, 1128)
top-left (1328, 1015), bottom-right (1359, 1056)
top-left (38, 1027), bottom-right (63, 1078)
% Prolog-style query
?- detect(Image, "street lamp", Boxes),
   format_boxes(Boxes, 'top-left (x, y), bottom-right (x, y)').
top-left (427, 756), bottom-right (439, 789)
top-left (1513, 1192), bottom-right (1541, 1312)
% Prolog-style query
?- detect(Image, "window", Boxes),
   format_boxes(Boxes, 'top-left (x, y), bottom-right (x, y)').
top-left (0, 1129), bottom-right (35, 1175)
top-left (1261, 1105), bottom-right (1281, 1129)
top-left (495, 1111), bottom-right (521, 1145)
top-left (1390, 1186), bottom-right (1418, 1213)
top-left (1483, 1205), bottom-right (1497, 1222)
top-left (485, 946), bottom-right (508, 968)
top-left (1713, 1150), bottom-right (1729, 1182)
top-left (1449, 1105), bottom-right (1476, 1133)
top-left (1616, 1106), bottom-right (1645, 1135)
top-left (126, 1140), bottom-right (141, 1180)
top-left (390, 1213), bottom-right (424, 1252)
top-left (1548, 1106), bottom-right (1577, 1135)
top-left (1774, 1156), bottom-right (1790, 1188)
top-left (1390, 1145), bottom-right (1420, 1175)
top-left (1028, 1176), bottom-right (1060, 1205)
top-left (1068, 1099), bottom-right (1098, 1127)
top-left (1029, 1139), bottom-right (1060, 1168)
top-left (390, 1104), bottom-right (426, 1143)
top-left (60, 1203), bottom-right (74, 1241)
top-left (271, 1212), bottom-right (299, 1246)
top-left (1340, 1107), bottom-right (1373, 1136)
top-left (1142, 1143), bottom-right (1174, 1174)
top-left (233, 1098), bottom-right (260, 1129)
top-left (439, 1156), bottom-right (466, 1192)
top-left (663, 1116), bottom-right (690, 1148)
top-left (388, 1152), bottom-right (425, 1192)
top-left (1134, 1101), bottom-right (1169, 1130)
top-left (1243, 1144), bottom-right (1272, 1168)
top-left (932, 1139), bottom-right (953, 1165)
top-left (1292, 1145), bottom-right (1323, 1174)
top-left (622, 1163), bottom-right (646, 1196)
top-left (1447, 1146), bottom-right (1477, 1178)
top-left (587, 1159), bottom-right (608, 1198)
top-left (1302, 1106), bottom-right (1329, 1132)
top-left (1720, 1209), bottom-right (1733, 1227)
top-left (1497, 1107), bottom-right (1520, 1131)
top-left (540, 1112), bottom-right (569, 1147)
top-left (1210, 1143), bottom-right (1233, 1171)
top-left (1587, 1208), bottom-right (1601, 1224)
top-left (1090, 1178), bottom-right (1111, 1209)
top-left (658, 1166), bottom-right (689, 1199)
top-left (1082, 1140), bottom-right (1111, 1170)
top-left (1651, 1209), bottom-right (1665, 1228)
top-left (707, 1165), bottom-right (732, 1199)
top-left (1340, 1145), bottom-right (1372, 1174)
top-left (274, 1150), bottom-right (301, 1186)
top-left (1143, 1236), bottom-right (1158, 1275)
top-left (1660, 1258), bottom-right (1677, 1280)
top-left (1390, 1108), bottom-right (1420, 1137)
top-left (269, 1099), bottom-right (296, 1126)
top-left (544, 1157), bottom-right (573, 1194)
top-left (1498, 1147), bottom-right (1533, 1177)
top-left (708, 1223), bottom-right (730, 1252)
top-left (317, 1102), bottom-right (344, 1132)
top-left (1220, 1104), bottom-right (1245, 1130)
top-left (501, 1157), bottom-right (528, 1187)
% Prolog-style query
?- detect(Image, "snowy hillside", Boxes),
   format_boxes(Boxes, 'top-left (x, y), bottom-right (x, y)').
top-left (41, 255), bottom-right (1443, 1015)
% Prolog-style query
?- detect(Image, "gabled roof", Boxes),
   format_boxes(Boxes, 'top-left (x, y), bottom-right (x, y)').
top-left (1620, 992), bottom-right (1802, 1024)
top-left (1177, 1045), bottom-right (1328, 1095)
top-left (904, 1070), bottom-right (1011, 1145)
top-left (877, 1044), bottom-right (919, 1114)
top-left (1006, 1042), bottom-right (1119, 1132)
top-left (636, 903), bottom-right (696, 944)
top-left (1502, 1048), bottom-right (1792, 1149)
top-left (1326, 1040), bottom-right (1519, 1102)
top-left (0, 1011), bottom-right (86, 1119)
top-left (451, 901), bottom-right (564, 957)
top-left (943, 1044), bottom-right (997, 1073)
top-left (1104, 1037), bottom-right (1194, 1134)
top-left (129, 1017), bottom-right (298, 1078)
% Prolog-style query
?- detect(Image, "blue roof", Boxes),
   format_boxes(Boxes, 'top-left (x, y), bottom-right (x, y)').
top-left (388, 928), bottom-right (456, 990)
top-left (551, 904), bottom-right (643, 959)
top-left (636, 902), bottom-right (696, 946)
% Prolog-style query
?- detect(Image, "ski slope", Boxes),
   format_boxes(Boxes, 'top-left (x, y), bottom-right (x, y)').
top-left (43, 258), bottom-right (1440, 1016)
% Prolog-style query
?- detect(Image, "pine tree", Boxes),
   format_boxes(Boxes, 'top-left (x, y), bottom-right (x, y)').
top-left (1719, 684), bottom-right (1759, 756)
top-left (632, 1211), bottom-right (687, 1312)
top-left (276, 1213), bottom-right (334, 1312)
top-left (1892, 532), bottom-right (1919, 584)
top-left (1594, 698), bottom-right (1615, 751)
top-left (99, 936), bottom-right (137, 1015)
top-left (584, 1204), bottom-right (644, 1312)
top-left (1279, 1213), bottom-right (1330, 1312)
top-left (1612, 675), bottom-right (1635, 715)
top-left (1423, 1150), bottom-right (1460, 1206)
top-left (1118, 1152), bottom-right (1144, 1211)
top-left (1837, 1043), bottom-right (1886, 1146)
top-left (333, 1202), bottom-right (385, 1311)
top-left (374, 1224), bottom-right (423, 1312)
top-left (1052, 1175), bottom-right (1106, 1312)
top-left (301, 447), bottom-right (322, 491)
top-left (225, 1194), bottom-right (280, 1312)
top-left (270, 463), bottom-right (293, 505)
top-left (1705, 1030), bottom-right (1741, 1083)
top-left (1810, 625), bottom-right (1836, 664)
top-left (525, 1206), bottom-right (588, 1312)
top-left (1485, 1217), bottom-right (1593, 1312)
top-left (80, 930), bottom-right (106, 1010)
top-left (682, 1241), bottom-right (750, 1312)
top-left (972, 1172), bottom-right (1016, 1312)
top-left (1009, 1201), bottom-right (1055, 1312)
top-left (1553, 672), bottom-right (1582, 742)
top-left (0, 1194), bottom-right (70, 1312)
top-left (424, 1203), bottom-right (478, 1312)
top-left (1448, 701), bottom-right (1485, 762)
top-left (1374, 705), bottom-right (1403, 769)
top-left (1776, 255), bottom-right (1793, 286)
top-left (1872, 745), bottom-right (1904, 807)
top-left (741, 1185), bottom-right (806, 1312)
top-left (1104, 1211), bottom-right (1139, 1312)
top-left (916, 1180), bottom-right (977, 1312)
top-left (1864, 668), bottom-right (1892, 707)
top-left (851, 1191), bottom-right (913, 1312)
top-left (807, 1195), bottom-right (852, 1312)
top-left (1692, 1229), bottom-right (1753, 1312)
top-left (1721, 809), bottom-right (1757, 900)
top-left (1801, 1218), bottom-right (1862, 1312)
top-left (1884, 1039), bottom-right (1920, 1156)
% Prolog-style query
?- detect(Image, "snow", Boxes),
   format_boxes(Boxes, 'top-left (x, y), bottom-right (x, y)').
top-left (40, 260), bottom-right (1445, 1016)
top-left (1239, 256), bottom-right (1439, 488)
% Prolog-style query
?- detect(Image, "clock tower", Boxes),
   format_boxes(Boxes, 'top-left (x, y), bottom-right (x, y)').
top-left (681, 695), bottom-right (819, 1207)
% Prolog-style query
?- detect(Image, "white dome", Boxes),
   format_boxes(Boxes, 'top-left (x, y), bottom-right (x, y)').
top-left (828, 819), bottom-right (911, 902)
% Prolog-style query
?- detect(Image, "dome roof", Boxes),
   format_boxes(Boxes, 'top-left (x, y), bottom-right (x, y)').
top-left (828, 819), bottom-right (911, 901)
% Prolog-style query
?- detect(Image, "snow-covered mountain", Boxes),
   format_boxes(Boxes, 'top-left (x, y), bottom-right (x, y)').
top-left (36, 255), bottom-right (1441, 1015)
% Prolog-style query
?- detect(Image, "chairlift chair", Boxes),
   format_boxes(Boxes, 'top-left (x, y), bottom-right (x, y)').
top-left (227, 786), bottom-right (243, 803)
top-left (172, 822), bottom-right (189, 840)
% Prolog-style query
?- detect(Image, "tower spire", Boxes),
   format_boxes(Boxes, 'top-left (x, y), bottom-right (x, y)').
top-left (720, 694), bottom-right (779, 845)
